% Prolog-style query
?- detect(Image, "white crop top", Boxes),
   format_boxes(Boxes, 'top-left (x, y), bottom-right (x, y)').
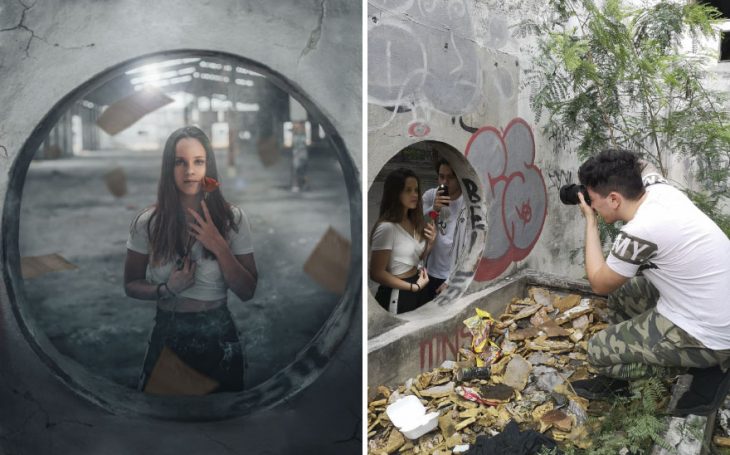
top-left (371, 222), bottom-right (425, 276)
top-left (126, 206), bottom-right (254, 301)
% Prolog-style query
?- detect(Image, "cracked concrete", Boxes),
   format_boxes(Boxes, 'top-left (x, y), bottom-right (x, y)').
top-left (299, 0), bottom-right (326, 62)
top-left (0, 0), bottom-right (361, 453)
top-left (0, 0), bottom-right (42, 57)
top-left (0, 0), bottom-right (94, 57)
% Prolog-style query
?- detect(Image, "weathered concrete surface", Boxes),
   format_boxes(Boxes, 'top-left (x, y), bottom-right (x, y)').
top-left (0, 0), bottom-right (361, 453)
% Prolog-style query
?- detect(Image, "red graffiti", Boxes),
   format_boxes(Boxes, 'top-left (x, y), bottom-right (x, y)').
top-left (418, 326), bottom-right (471, 371)
top-left (516, 199), bottom-right (532, 224)
top-left (408, 121), bottom-right (431, 137)
top-left (465, 118), bottom-right (547, 281)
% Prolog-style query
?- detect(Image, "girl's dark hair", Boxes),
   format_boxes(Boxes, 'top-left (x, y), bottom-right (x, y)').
top-left (371, 167), bottom-right (426, 241)
top-left (578, 148), bottom-right (644, 200)
top-left (134, 126), bottom-right (237, 265)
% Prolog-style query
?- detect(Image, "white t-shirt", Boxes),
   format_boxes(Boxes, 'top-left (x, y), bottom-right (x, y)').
top-left (422, 188), bottom-right (466, 280)
top-left (371, 221), bottom-right (425, 276)
top-left (606, 183), bottom-right (730, 349)
top-left (126, 205), bottom-right (254, 301)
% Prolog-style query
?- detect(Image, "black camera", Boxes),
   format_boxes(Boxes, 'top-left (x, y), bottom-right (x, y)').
top-left (437, 183), bottom-right (449, 197)
top-left (559, 183), bottom-right (591, 205)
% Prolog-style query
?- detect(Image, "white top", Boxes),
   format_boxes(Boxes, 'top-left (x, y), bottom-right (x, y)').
top-left (371, 221), bottom-right (425, 276)
top-left (422, 188), bottom-right (466, 280)
top-left (606, 183), bottom-right (730, 349)
top-left (126, 205), bottom-right (254, 301)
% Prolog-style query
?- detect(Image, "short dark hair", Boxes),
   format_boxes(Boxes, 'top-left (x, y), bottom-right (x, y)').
top-left (578, 148), bottom-right (644, 200)
top-left (435, 157), bottom-right (453, 176)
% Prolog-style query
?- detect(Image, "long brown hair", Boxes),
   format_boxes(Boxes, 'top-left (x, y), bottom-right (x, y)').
top-left (134, 126), bottom-right (238, 265)
top-left (371, 167), bottom-right (427, 241)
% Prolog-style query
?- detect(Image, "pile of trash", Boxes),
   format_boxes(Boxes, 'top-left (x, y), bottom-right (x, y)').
top-left (713, 397), bottom-right (730, 450)
top-left (368, 287), bottom-right (614, 454)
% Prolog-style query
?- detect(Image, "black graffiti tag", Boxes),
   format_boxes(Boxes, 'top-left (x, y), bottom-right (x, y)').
top-left (462, 177), bottom-right (481, 203)
top-left (546, 169), bottom-right (573, 190)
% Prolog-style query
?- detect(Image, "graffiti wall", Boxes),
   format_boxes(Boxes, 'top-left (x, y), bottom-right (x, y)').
top-left (465, 118), bottom-right (547, 281)
top-left (367, 0), bottom-right (586, 317)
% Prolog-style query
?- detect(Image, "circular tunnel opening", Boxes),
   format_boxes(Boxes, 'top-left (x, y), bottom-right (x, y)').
top-left (367, 140), bottom-right (486, 323)
top-left (3, 50), bottom-right (360, 420)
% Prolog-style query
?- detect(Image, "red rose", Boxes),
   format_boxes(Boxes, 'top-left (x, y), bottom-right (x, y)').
top-left (202, 176), bottom-right (220, 193)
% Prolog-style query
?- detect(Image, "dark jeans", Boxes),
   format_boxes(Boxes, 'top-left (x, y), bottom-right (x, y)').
top-left (425, 275), bottom-right (446, 302)
top-left (375, 274), bottom-right (429, 314)
top-left (139, 304), bottom-right (244, 393)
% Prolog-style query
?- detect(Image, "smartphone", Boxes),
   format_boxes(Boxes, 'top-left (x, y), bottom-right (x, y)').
top-left (437, 183), bottom-right (449, 197)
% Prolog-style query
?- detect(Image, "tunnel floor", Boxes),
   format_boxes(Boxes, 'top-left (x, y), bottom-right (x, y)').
top-left (18, 142), bottom-right (351, 390)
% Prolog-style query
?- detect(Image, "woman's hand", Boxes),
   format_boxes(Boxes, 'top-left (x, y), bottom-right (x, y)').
top-left (424, 221), bottom-right (436, 245)
top-left (416, 268), bottom-right (429, 291)
top-left (188, 200), bottom-right (228, 257)
top-left (167, 255), bottom-right (196, 294)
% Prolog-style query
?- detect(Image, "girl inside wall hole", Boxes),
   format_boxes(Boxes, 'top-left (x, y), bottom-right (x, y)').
top-left (370, 168), bottom-right (436, 314)
top-left (124, 126), bottom-right (257, 393)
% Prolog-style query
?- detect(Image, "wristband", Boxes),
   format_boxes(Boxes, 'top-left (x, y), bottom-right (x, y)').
top-left (415, 283), bottom-right (421, 291)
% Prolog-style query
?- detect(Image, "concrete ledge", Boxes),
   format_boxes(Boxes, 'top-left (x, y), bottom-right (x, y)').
top-left (367, 269), bottom-right (594, 390)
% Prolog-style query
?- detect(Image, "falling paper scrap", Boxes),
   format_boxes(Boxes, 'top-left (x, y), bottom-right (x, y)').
top-left (104, 167), bottom-right (127, 197)
top-left (144, 346), bottom-right (219, 396)
top-left (21, 253), bottom-right (78, 279)
top-left (96, 87), bottom-right (174, 135)
top-left (303, 227), bottom-right (351, 296)
top-left (257, 135), bottom-right (280, 167)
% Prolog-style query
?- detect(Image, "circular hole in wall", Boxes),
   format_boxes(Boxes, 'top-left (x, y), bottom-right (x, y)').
top-left (367, 140), bottom-right (486, 320)
top-left (3, 50), bottom-right (360, 420)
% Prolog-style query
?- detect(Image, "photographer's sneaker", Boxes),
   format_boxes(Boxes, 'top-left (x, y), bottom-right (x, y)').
top-left (571, 376), bottom-right (630, 400)
top-left (673, 366), bottom-right (730, 417)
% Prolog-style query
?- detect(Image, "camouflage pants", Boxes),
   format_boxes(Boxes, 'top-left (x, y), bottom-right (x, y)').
top-left (588, 277), bottom-right (730, 379)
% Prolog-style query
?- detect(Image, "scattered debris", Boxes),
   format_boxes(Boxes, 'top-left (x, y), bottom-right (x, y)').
top-left (368, 287), bottom-right (620, 454)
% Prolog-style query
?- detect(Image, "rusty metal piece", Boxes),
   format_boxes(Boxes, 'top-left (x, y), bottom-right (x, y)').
top-left (479, 383), bottom-right (514, 403)
top-left (541, 409), bottom-right (573, 432)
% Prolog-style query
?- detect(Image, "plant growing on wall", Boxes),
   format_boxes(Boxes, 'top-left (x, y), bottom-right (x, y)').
top-left (518, 0), bottom-right (730, 237)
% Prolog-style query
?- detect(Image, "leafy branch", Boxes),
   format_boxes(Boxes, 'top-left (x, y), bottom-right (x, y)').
top-left (520, 0), bottom-right (730, 238)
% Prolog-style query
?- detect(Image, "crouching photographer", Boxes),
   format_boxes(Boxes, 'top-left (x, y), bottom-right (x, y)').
top-left (563, 148), bottom-right (730, 416)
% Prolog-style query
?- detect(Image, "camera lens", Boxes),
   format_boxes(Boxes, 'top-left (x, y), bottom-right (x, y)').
top-left (438, 184), bottom-right (449, 197)
top-left (559, 184), bottom-right (590, 205)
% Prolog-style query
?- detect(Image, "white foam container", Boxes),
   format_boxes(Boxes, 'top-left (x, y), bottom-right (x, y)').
top-left (385, 395), bottom-right (440, 439)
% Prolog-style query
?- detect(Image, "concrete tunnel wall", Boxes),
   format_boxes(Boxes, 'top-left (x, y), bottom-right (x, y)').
top-left (366, 0), bottom-right (591, 342)
top-left (0, 1), bottom-right (361, 454)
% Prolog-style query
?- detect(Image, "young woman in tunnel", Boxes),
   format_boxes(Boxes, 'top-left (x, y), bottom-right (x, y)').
top-left (370, 167), bottom-right (436, 314)
top-left (124, 126), bottom-right (258, 393)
